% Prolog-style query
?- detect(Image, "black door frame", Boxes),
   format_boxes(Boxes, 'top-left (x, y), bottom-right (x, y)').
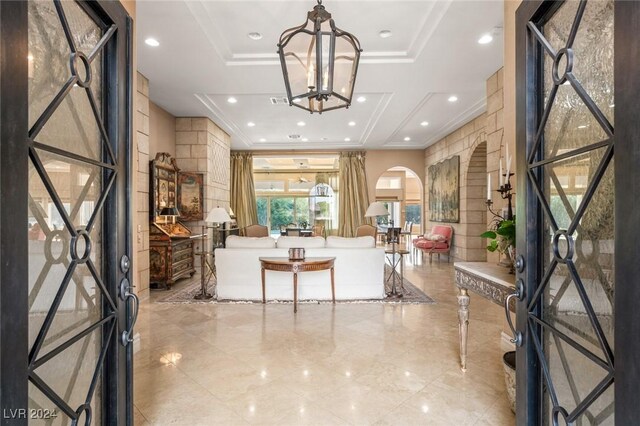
top-left (0, 1), bottom-right (133, 424)
top-left (515, 0), bottom-right (640, 423)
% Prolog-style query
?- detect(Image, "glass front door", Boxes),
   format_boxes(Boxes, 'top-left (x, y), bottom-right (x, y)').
top-left (0, 1), bottom-right (133, 424)
top-left (514, 0), bottom-right (640, 423)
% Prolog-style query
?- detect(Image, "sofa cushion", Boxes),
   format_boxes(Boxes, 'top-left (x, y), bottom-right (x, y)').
top-left (325, 236), bottom-right (376, 248)
top-left (427, 233), bottom-right (446, 242)
top-left (225, 236), bottom-right (276, 249)
top-left (276, 236), bottom-right (326, 249)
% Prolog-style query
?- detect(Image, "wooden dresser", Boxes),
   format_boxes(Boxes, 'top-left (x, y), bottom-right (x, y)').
top-left (149, 152), bottom-right (203, 289)
top-left (149, 222), bottom-right (198, 289)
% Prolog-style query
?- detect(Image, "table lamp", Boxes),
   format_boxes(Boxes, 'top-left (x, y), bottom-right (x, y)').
top-left (365, 201), bottom-right (390, 223)
top-left (159, 206), bottom-right (180, 224)
top-left (206, 207), bottom-right (232, 248)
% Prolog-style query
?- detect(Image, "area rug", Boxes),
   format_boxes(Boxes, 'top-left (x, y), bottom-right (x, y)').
top-left (156, 265), bottom-right (435, 305)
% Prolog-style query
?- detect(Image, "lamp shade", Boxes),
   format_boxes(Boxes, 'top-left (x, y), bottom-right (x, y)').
top-left (159, 207), bottom-right (180, 217)
top-left (206, 207), bottom-right (232, 224)
top-left (364, 202), bottom-right (390, 218)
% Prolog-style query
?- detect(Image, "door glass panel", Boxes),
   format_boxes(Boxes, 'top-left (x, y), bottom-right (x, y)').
top-left (28, 0), bottom-right (75, 129)
top-left (570, 0), bottom-right (614, 124)
top-left (35, 85), bottom-right (104, 161)
top-left (533, 0), bottom-right (615, 424)
top-left (295, 197), bottom-right (310, 226)
top-left (61, 0), bottom-right (103, 53)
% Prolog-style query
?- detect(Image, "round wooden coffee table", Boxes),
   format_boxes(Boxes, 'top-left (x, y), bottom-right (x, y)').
top-left (259, 257), bottom-right (336, 313)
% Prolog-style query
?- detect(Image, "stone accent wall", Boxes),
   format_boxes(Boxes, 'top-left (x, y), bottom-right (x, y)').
top-left (175, 118), bottom-right (231, 262)
top-left (424, 68), bottom-right (506, 261)
top-left (135, 72), bottom-right (151, 300)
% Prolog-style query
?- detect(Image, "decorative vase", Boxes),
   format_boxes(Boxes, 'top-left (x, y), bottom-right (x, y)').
top-left (503, 351), bottom-right (516, 413)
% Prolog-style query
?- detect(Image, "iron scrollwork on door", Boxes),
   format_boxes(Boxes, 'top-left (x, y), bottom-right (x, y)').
top-left (525, 0), bottom-right (615, 424)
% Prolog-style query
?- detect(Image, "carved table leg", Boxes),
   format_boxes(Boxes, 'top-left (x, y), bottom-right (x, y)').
top-left (261, 267), bottom-right (266, 304)
top-left (330, 267), bottom-right (335, 304)
top-left (293, 272), bottom-right (298, 313)
top-left (457, 287), bottom-right (470, 371)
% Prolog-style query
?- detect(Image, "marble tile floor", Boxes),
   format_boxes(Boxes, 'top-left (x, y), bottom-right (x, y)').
top-left (134, 256), bottom-right (515, 425)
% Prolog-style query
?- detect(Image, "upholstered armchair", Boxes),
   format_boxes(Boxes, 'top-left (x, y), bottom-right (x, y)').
top-left (244, 224), bottom-right (269, 238)
top-left (412, 225), bottom-right (454, 263)
top-left (355, 224), bottom-right (377, 238)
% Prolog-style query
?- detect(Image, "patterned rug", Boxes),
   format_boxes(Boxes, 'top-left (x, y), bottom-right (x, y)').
top-left (156, 265), bottom-right (435, 305)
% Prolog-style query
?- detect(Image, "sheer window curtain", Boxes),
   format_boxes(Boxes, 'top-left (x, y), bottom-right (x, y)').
top-left (230, 152), bottom-right (258, 230)
top-left (338, 152), bottom-right (370, 237)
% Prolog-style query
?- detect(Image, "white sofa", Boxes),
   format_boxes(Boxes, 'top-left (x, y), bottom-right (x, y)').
top-left (215, 235), bottom-right (385, 301)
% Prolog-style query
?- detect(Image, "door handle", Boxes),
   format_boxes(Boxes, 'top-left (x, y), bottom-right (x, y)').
top-left (119, 278), bottom-right (139, 347)
top-left (505, 279), bottom-right (524, 347)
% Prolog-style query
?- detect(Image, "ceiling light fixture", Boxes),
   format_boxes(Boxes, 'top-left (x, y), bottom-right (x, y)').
top-left (348, 121), bottom-right (356, 126)
top-left (344, 137), bottom-right (351, 142)
top-left (357, 96), bottom-right (366, 103)
top-left (278, 0), bottom-right (363, 114)
top-left (259, 138), bottom-right (266, 142)
top-left (379, 30), bottom-right (393, 38)
top-left (478, 34), bottom-right (493, 44)
top-left (145, 38), bottom-right (160, 47)
top-left (302, 138), bottom-right (309, 142)
top-left (448, 95), bottom-right (458, 102)
top-left (420, 121), bottom-right (429, 127)
top-left (297, 121), bottom-right (306, 127)
top-left (227, 97), bottom-right (238, 104)
top-left (248, 32), bottom-right (263, 40)
top-left (404, 137), bottom-right (411, 141)
top-left (247, 122), bottom-right (256, 127)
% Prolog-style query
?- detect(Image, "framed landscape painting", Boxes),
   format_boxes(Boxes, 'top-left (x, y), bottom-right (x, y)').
top-left (177, 172), bottom-right (204, 221)
top-left (428, 156), bottom-right (459, 222)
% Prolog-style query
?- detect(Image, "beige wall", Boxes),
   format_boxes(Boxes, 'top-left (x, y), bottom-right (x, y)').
top-left (424, 69), bottom-right (508, 261)
top-left (365, 150), bottom-right (425, 204)
top-left (149, 102), bottom-right (176, 157)
top-left (504, 0), bottom-right (522, 193)
top-left (135, 73), bottom-right (151, 301)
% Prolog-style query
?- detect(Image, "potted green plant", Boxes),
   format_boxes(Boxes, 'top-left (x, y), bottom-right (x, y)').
top-left (481, 217), bottom-right (516, 273)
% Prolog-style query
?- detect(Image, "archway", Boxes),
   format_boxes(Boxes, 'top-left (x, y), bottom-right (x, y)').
top-left (464, 141), bottom-right (488, 261)
top-left (374, 166), bottom-right (423, 236)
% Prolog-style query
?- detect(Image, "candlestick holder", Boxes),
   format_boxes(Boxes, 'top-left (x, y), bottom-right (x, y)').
top-left (486, 172), bottom-right (514, 222)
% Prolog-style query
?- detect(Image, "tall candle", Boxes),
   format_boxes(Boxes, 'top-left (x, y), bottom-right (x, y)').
top-left (499, 159), bottom-right (504, 186)
top-left (487, 173), bottom-right (492, 201)
top-left (506, 154), bottom-right (512, 183)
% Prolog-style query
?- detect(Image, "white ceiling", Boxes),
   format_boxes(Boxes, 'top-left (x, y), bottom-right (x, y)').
top-left (136, 0), bottom-right (504, 150)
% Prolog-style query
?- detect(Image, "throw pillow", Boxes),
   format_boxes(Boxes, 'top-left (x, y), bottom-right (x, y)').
top-left (429, 233), bottom-right (446, 242)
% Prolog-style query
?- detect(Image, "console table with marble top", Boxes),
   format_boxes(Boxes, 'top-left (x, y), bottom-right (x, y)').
top-left (454, 262), bottom-right (516, 371)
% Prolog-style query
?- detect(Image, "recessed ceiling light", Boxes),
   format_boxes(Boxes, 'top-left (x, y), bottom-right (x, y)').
top-left (302, 138), bottom-right (309, 142)
top-left (227, 97), bottom-right (238, 104)
top-left (420, 121), bottom-right (429, 127)
top-left (348, 121), bottom-right (356, 126)
top-left (259, 138), bottom-right (266, 142)
top-left (404, 137), bottom-right (411, 141)
top-left (297, 121), bottom-right (306, 127)
top-left (344, 137), bottom-right (351, 142)
top-left (247, 32), bottom-right (263, 40)
top-left (356, 96), bottom-right (366, 103)
top-left (478, 34), bottom-right (493, 44)
top-left (448, 95), bottom-right (458, 102)
top-left (379, 30), bottom-right (393, 39)
top-left (247, 122), bottom-right (256, 127)
top-left (145, 38), bottom-right (160, 47)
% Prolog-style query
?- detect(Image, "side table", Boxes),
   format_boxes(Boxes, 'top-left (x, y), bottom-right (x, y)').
top-left (259, 257), bottom-right (336, 313)
top-left (385, 247), bottom-right (410, 298)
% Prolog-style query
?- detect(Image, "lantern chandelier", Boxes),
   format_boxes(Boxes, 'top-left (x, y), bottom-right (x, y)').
top-left (277, 0), bottom-right (363, 114)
